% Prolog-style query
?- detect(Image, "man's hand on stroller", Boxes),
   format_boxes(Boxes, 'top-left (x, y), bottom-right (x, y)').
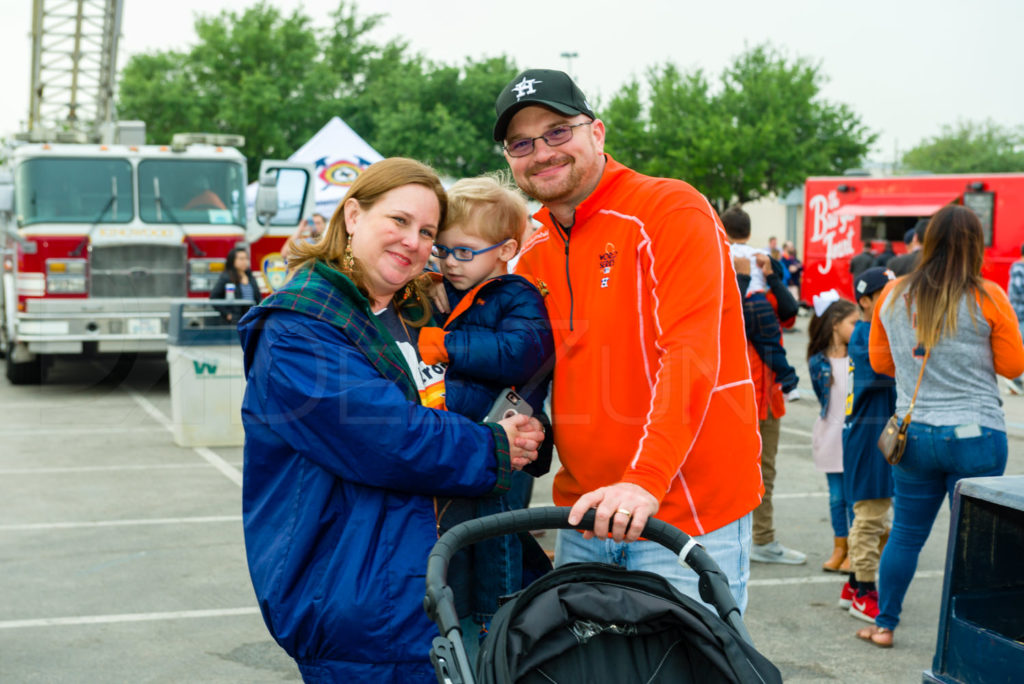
top-left (568, 483), bottom-right (660, 543)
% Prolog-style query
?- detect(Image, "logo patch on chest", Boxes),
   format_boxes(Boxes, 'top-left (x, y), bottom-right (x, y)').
top-left (598, 243), bottom-right (618, 288)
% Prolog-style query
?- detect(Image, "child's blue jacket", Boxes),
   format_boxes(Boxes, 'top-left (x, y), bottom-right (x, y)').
top-left (842, 320), bottom-right (896, 502)
top-left (808, 350), bottom-right (835, 418)
top-left (436, 274), bottom-right (555, 622)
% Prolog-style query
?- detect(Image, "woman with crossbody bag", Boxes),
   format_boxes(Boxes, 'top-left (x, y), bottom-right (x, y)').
top-left (858, 205), bottom-right (1024, 648)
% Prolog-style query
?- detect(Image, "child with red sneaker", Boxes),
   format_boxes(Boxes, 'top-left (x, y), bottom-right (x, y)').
top-left (839, 267), bottom-right (897, 622)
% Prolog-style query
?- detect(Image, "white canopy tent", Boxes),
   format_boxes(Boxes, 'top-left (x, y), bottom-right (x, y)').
top-left (247, 116), bottom-right (384, 219)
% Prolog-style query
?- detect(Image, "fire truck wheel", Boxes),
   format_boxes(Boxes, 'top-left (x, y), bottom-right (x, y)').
top-left (5, 345), bottom-right (45, 385)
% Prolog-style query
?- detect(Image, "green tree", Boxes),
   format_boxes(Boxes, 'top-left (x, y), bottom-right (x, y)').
top-left (902, 120), bottom-right (1024, 173)
top-left (602, 45), bottom-right (876, 211)
top-left (118, 1), bottom-right (393, 178)
top-left (354, 56), bottom-right (519, 177)
top-left (118, 1), bottom-right (515, 180)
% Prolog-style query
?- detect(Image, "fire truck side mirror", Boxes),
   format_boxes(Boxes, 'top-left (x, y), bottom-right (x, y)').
top-left (255, 171), bottom-right (279, 221)
top-left (0, 170), bottom-right (13, 213)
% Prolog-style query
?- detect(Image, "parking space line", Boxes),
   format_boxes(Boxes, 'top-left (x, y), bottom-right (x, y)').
top-left (0, 462), bottom-right (242, 475)
top-left (0, 607), bottom-right (260, 630)
top-left (773, 492), bottom-right (827, 499)
top-left (780, 426), bottom-right (813, 438)
top-left (128, 391), bottom-right (243, 488)
top-left (194, 446), bottom-right (243, 487)
top-left (750, 569), bottom-right (942, 587)
top-left (0, 426), bottom-right (159, 436)
top-left (0, 515), bottom-right (240, 531)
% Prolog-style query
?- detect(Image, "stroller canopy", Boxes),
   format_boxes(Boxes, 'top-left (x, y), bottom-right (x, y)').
top-left (477, 563), bottom-right (780, 684)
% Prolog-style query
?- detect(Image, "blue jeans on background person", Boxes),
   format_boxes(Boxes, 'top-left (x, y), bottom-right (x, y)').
top-left (825, 472), bottom-right (854, 537)
top-left (875, 423), bottom-right (1007, 631)
top-left (554, 513), bottom-right (752, 615)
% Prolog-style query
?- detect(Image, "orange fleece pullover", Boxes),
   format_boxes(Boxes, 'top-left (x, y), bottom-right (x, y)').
top-left (513, 156), bottom-right (763, 535)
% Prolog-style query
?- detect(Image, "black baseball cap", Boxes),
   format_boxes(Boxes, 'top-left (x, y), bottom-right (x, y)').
top-left (493, 69), bottom-right (596, 142)
top-left (854, 266), bottom-right (895, 298)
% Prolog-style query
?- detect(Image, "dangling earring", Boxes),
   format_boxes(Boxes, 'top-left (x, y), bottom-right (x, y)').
top-left (343, 242), bottom-right (355, 270)
top-left (400, 282), bottom-right (414, 302)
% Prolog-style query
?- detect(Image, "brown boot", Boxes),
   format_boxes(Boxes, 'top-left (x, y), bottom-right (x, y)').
top-left (823, 537), bottom-right (848, 572)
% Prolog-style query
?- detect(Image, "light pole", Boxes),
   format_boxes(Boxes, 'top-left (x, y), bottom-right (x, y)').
top-left (560, 51), bottom-right (578, 78)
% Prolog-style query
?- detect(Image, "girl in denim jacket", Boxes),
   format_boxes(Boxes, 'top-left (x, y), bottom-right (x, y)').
top-left (807, 293), bottom-right (860, 572)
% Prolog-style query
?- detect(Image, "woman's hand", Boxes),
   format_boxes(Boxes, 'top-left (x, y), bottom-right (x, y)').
top-left (429, 279), bottom-right (451, 314)
top-left (498, 413), bottom-right (545, 470)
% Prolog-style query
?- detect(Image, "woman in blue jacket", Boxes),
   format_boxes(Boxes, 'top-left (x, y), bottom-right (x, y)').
top-left (237, 158), bottom-right (545, 683)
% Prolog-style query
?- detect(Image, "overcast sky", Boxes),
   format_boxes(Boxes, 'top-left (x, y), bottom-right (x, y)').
top-left (2, 0), bottom-right (1021, 165)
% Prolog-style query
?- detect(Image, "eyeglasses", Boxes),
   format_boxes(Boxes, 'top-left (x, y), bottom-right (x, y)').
top-left (503, 122), bottom-right (593, 158)
top-left (432, 239), bottom-right (510, 262)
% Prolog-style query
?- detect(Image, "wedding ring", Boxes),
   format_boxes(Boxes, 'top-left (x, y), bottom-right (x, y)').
top-left (616, 508), bottom-right (632, 517)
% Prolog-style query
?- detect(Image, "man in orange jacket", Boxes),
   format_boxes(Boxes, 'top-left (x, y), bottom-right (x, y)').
top-left (495, 69), bottom-right (764, 611)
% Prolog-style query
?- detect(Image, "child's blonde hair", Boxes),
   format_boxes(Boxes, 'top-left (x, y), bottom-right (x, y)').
top-left (442, 172), bottom-right (529, 249)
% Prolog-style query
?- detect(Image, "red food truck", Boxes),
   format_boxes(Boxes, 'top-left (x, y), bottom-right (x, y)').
top-left (802, 173), bottom-right (1024, 301)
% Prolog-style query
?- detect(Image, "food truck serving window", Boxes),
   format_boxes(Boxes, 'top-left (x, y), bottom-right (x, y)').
top-left (838, 193), bottom-right (960, 244)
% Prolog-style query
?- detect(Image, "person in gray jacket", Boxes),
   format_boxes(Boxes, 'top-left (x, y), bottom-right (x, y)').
top-left (857, 205), bottom-right (1024, 648)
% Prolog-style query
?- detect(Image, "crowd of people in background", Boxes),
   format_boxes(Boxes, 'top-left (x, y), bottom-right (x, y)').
top-left (202, 68), bottom-right (1024, 680)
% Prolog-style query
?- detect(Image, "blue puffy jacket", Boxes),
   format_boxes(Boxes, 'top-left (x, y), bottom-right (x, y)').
top-left (238, 263), bottom-right (511, 683)
top-left (440, 275), bottom-right (554, 421)
top-left (841, 320), bottom-right (896, 502)
top-left (432, 275), bottom-right (554, 623)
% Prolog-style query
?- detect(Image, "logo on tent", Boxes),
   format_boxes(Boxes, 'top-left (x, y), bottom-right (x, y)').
top-left (320, 159), bottom-right (368, 188)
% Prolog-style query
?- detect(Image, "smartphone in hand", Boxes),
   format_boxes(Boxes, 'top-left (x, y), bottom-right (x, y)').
top-left (483, 388), bottom-right (533, 423)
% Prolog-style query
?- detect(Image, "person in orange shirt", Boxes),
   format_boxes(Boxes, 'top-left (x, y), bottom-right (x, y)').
top-left (494, 69), bottom-right (763, 612)
top-left (857, 205), bottom-right (1024, 648)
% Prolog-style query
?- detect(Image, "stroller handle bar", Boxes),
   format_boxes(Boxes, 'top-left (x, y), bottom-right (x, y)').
top-left (423, 506), bottom-right (748, 644)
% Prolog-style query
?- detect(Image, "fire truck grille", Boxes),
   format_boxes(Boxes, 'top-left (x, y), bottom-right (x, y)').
top-left (89, 245), bottom-right (188, 298)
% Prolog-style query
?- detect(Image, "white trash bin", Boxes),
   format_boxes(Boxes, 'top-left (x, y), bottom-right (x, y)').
top-left (166, 302), bottom-right (248, 447)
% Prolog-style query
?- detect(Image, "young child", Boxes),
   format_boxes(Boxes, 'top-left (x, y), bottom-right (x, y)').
top-left (416, 173), bottom-right (554, 656)
top-left (807, 291), bottom-right (860, 572)
top-left (721, 206), bottom-right (801, 399)
top-left (840, 267), bottom-right (897, 621)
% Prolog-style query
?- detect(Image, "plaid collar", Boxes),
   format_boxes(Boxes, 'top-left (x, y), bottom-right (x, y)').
top-left (257, 262), bottom-right (419, 402)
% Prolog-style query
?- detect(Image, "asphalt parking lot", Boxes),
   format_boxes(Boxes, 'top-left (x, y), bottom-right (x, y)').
top-left (2, 321), bottom-right (1022, 682)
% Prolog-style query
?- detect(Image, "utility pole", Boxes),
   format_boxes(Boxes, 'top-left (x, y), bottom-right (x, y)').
top-left (560, 51), bottom-right (578, 79)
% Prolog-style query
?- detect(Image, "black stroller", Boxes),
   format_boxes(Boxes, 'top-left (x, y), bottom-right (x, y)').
top-left (424, 507), bottom-right (781, 684)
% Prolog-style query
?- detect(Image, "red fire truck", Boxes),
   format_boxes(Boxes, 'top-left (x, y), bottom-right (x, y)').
top-left (802, 173), bottom-right (1024, 301)
top-left (0, 129), bottom-right (312, 383)
top-left (0, 0), bottom-right (313, 384)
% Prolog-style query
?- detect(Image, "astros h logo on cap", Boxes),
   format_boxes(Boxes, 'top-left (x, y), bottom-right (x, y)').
top-left (493, 68), bottom-right (596, 142)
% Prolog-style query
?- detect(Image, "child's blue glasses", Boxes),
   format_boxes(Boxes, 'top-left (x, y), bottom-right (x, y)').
top-left (431, 239), bottom-right (510, 262)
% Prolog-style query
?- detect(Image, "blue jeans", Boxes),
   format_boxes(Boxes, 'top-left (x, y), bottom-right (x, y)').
top-left (554, 513), bottom-right (751, 615)
top-left (875, 423), bottom-right (1007, 630)
top-left (826, 472), bottom-right (854, 538)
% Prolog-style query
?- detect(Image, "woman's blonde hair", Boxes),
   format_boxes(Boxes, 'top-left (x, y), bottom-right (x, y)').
top-left (441, 171), bottom-right (529, 247)
top-left (287, 157), bottom-right (447, 325)
top-left (886, 204), bottom-right (989, 349)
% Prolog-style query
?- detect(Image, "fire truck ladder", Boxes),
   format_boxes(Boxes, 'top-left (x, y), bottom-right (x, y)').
top-left (27, 0), bottom-right (124, 141)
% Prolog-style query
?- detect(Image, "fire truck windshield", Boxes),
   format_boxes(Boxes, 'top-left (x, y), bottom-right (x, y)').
top-left (16, 158), bottom-right (133, 225)
top-left (138, 160), bottom-right (246, 226)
